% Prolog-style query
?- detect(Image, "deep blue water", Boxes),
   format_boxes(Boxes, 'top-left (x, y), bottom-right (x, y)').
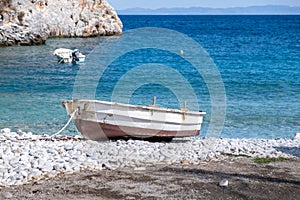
top-left (0, 15), bottom-right (299, 139)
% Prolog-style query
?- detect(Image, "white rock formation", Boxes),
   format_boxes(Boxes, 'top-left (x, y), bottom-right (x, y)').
top-left (0, 0), bottom-right (123, 46)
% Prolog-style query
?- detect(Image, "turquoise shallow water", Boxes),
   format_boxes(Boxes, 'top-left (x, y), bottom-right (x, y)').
top-left (0, 15), bottom-right (299, 139)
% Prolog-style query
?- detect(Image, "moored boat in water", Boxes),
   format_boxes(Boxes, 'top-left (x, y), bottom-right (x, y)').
top-left (62, 98), bottom-right (206, 141)
top-left (53, 48), bottom-right (85, 64)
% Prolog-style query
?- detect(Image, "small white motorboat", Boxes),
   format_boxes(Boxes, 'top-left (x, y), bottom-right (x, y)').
top-left (53, 48), bottom-right (86, 64)
top-left (62, 97), bottom-right (206, 141)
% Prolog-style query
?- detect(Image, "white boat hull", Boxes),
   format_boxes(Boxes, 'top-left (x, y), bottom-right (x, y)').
top-left (62, 100), bottom-right (206, 140)
top-left (53, 48), bottom-right (85, 64)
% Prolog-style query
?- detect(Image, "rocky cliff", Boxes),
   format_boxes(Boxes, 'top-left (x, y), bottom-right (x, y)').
top-left (0, 0), bottom-right (123, 46)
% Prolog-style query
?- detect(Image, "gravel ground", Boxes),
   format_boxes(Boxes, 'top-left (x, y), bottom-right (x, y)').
top-left (1, 157), bottom-right (299, 200)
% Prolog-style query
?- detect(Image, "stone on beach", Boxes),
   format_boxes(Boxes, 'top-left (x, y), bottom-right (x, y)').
top-left (0, 128), bottom-right (11, 133)
top-left (219, 179), bottom-right (229, 187)
top-left (293, 133), bottom-right (300, 140)
top-left (1, 191), bottom-right (13, 199)
top-left (0, 128), bottom-right (299, 187)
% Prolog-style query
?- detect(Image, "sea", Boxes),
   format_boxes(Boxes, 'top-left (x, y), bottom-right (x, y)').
top-left (0, 15), bottom-right (299, 139)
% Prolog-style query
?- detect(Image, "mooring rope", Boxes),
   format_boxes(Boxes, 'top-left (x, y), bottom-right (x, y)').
top-left (52, 108), bottom-right (78, 137)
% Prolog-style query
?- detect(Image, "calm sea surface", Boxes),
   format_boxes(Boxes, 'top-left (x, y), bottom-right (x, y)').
top-left (0, 15), bottom-right (299, 139)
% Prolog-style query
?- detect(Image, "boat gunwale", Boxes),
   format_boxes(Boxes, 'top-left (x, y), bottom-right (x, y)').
top-left (64, 99), bottom-right (206, 116)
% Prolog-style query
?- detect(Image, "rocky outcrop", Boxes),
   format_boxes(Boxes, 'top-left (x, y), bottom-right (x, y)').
top-left (0, 0), bottom-right (123, 46)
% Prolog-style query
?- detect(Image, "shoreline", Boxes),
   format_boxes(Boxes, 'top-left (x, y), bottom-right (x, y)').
top-left (0, 128), bottom-right (299, 187)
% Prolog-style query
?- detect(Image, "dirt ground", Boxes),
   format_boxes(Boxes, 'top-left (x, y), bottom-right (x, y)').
top-left (1, 157), bottom-right (299, 200)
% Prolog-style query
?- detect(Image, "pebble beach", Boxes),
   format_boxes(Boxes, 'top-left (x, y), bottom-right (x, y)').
top-left (1, 128), bottom-right (299, 187)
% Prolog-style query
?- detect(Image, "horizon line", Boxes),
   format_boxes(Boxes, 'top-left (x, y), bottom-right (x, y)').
top-left (115, 5), bottom-right (300, 15)
top-left (117, 4), bottom-right (300, 10)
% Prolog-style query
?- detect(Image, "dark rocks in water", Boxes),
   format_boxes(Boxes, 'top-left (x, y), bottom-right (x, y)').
top-left (0, 0), bottom-right (123, 46)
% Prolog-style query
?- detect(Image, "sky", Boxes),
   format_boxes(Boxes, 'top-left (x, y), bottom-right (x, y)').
top-left (108, 0), bottom-right (300, 10)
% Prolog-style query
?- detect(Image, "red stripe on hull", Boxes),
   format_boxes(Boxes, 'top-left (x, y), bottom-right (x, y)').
top-left (74, 119), bottom-right (200, 141)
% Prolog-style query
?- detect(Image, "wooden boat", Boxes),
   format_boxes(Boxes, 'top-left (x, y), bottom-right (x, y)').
top-left (53, 48), bottom-right (86, 64)
top-left (62, 98), bottom-right (206, 141)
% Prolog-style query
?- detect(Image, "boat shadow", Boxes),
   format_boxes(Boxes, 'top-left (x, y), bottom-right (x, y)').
top-left (158, 165), bottom-right (300, 186)
top-left (109, 136), bottom-right (191, 143)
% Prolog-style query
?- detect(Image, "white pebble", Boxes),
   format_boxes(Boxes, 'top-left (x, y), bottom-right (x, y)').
top-left (0, 128), bottom-right (11, 133)
top-left (293, 133), bottom-right (300, 140)
top-left (1, 192), bottom-right (13, 199)
top-left (134, 167), bottom-right (146, 171)
top-left (219, 179), bottom-right (229, 187)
